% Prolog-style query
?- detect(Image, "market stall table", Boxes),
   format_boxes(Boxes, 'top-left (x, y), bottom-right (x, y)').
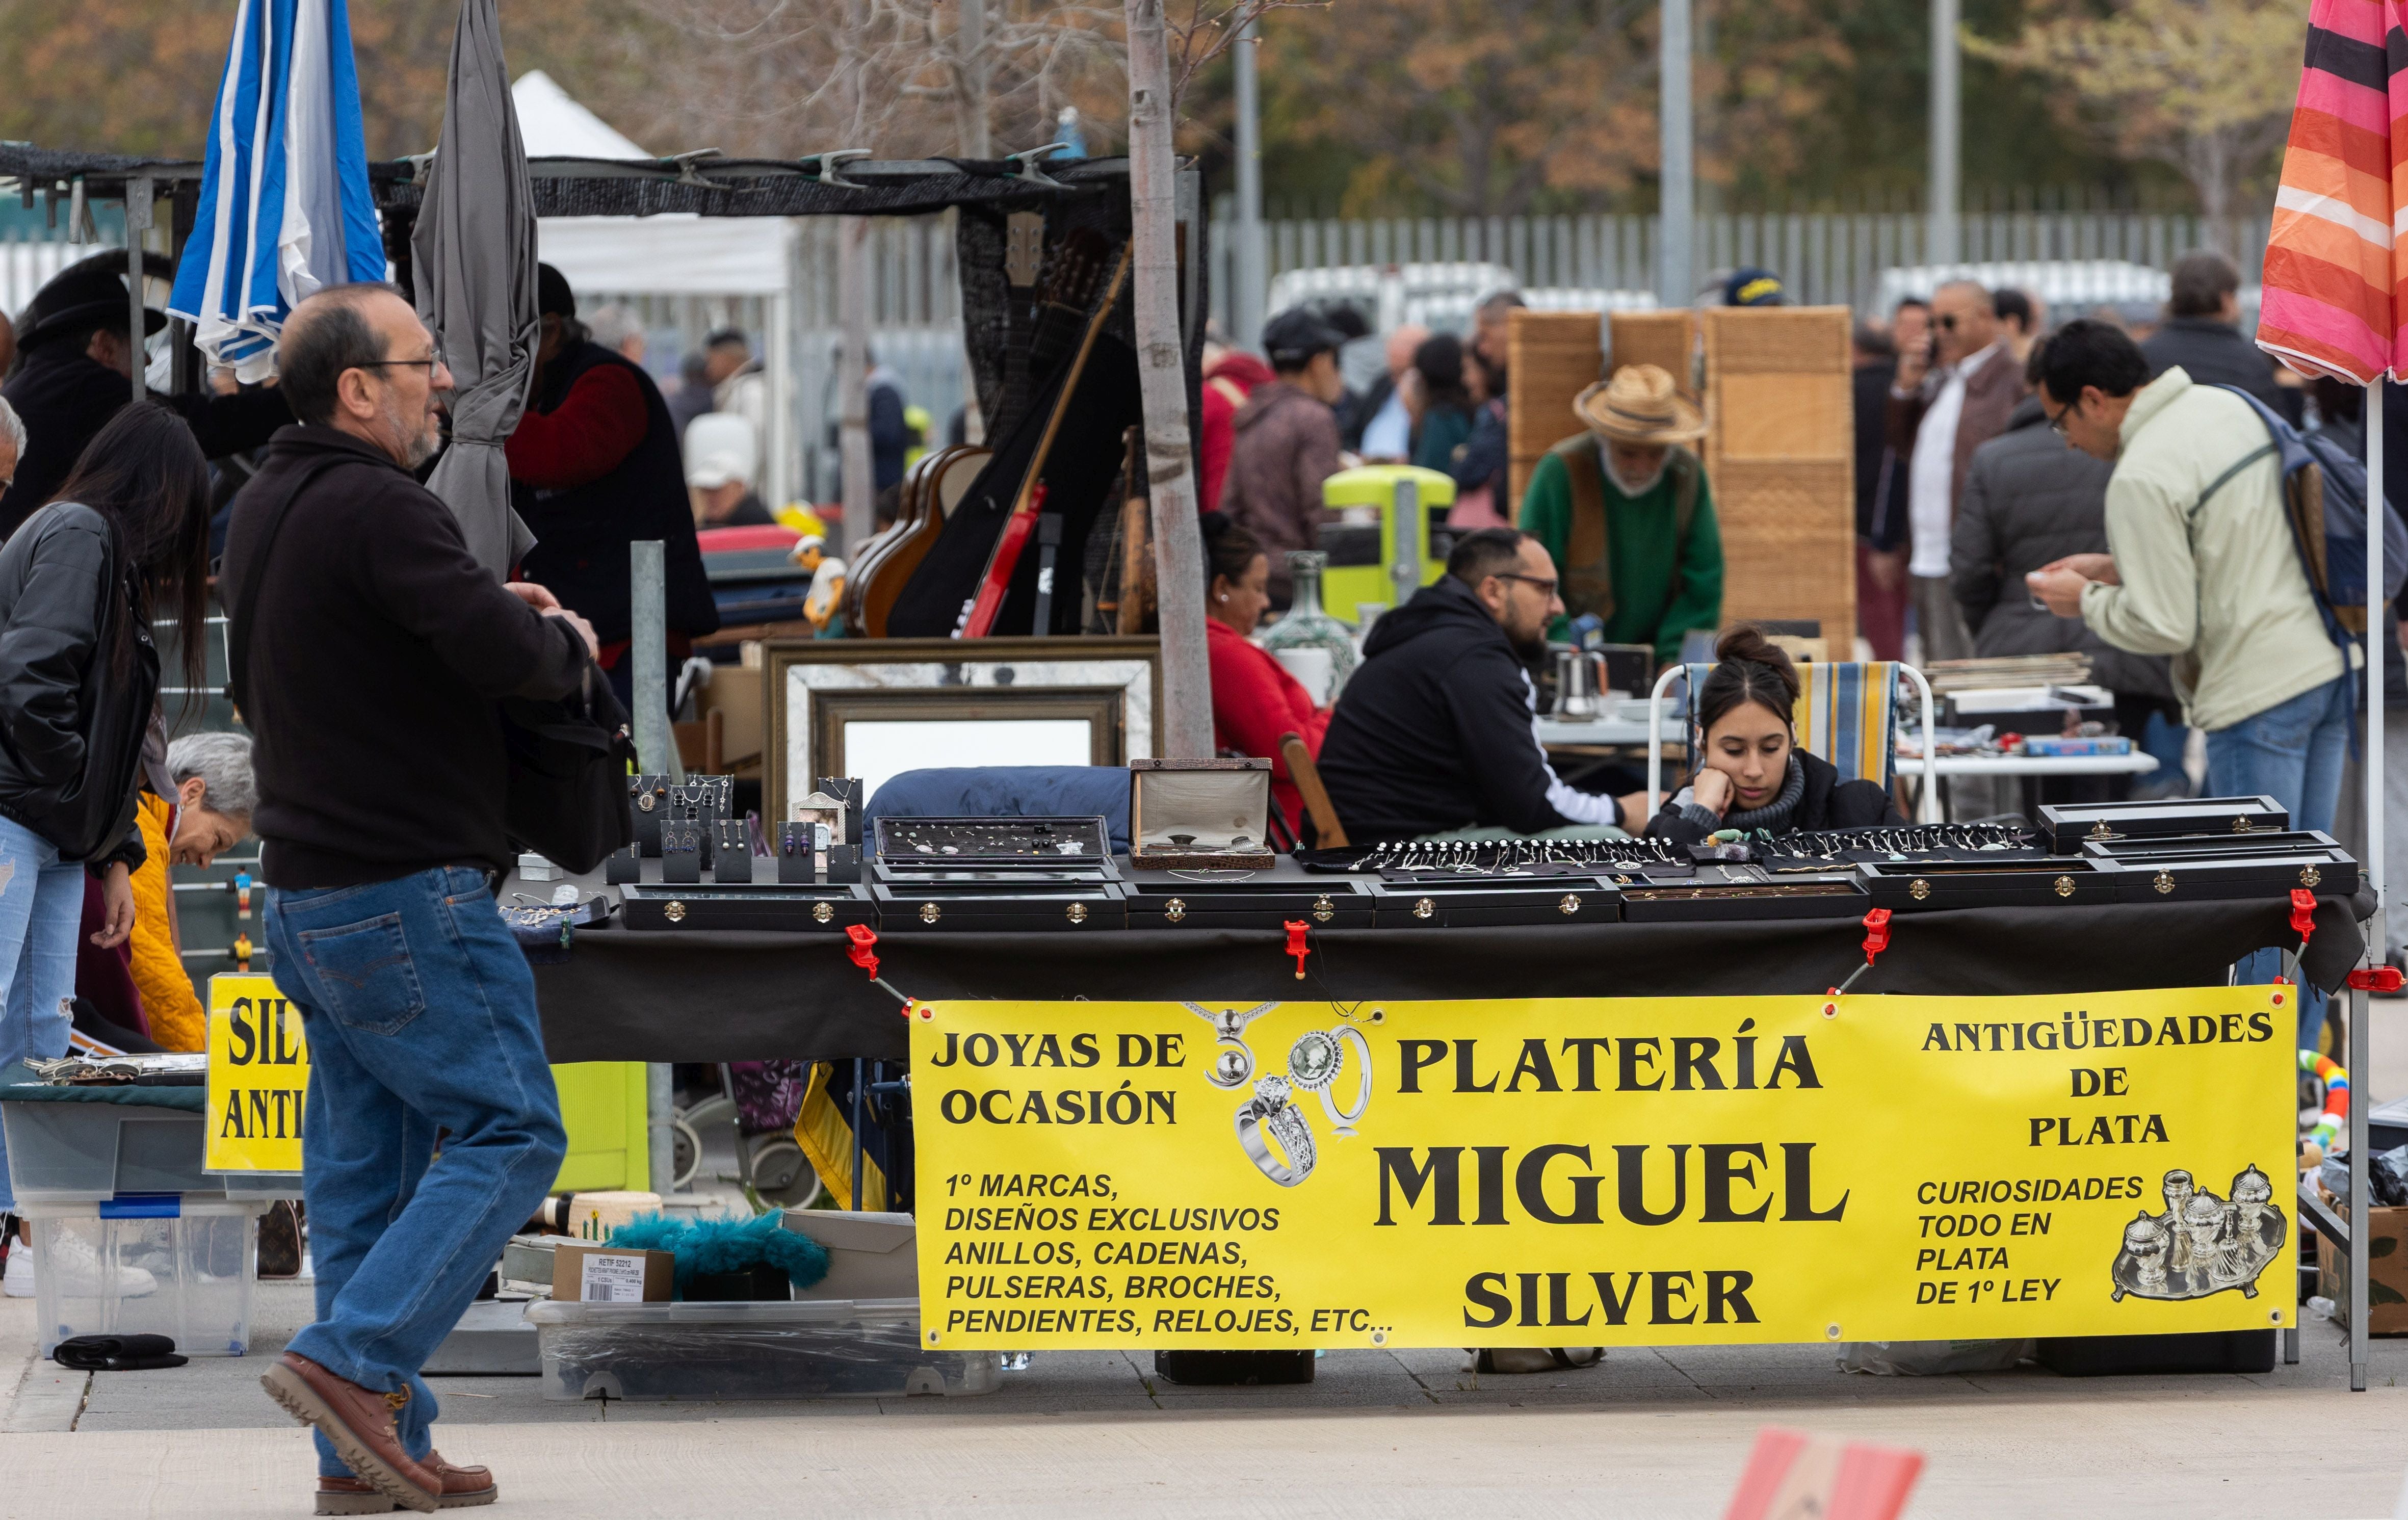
top-left (526, 862), bottom-right (2368, 1064)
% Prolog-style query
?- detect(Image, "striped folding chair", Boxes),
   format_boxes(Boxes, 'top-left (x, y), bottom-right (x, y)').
top-left (1648, 660), bottom-right (1937, 823)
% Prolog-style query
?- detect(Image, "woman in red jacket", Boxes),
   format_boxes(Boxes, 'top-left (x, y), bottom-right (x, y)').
top-left (1203, 513), bottom-right (1330, 836)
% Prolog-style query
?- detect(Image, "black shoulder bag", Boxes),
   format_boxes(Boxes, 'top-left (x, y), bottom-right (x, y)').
top-left (228, 461), bottom-right (639, 873)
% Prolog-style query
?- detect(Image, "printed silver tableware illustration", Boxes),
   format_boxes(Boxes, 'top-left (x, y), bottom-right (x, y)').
top-left (2110, 1165), bottom-right (2286, 1302)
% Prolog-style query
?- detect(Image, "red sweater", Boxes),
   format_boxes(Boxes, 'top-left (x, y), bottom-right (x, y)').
top-left (1207, 617), bottom-right (1330, 835)
top-left (504, 363), bottom-right (647, 488)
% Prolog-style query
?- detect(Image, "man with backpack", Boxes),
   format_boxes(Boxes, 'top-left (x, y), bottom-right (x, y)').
top-left (2028, 319), bottom-right (2354, 1043)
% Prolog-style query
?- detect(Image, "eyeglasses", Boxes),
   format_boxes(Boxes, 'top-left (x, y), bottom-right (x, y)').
top-left (1936, 313), bottom-right (1959, 331)
top-left (354, 356), bottom-right (441, 379)
top-left (1494, 572), bottom-right (1559, 597)
top-left (2044, 402), bottom-right (2074, 436)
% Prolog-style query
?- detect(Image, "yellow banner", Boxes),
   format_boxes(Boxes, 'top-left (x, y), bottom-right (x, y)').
top-left (912, 988), bottom-right (2295, 1349)
top-left (204, 973), bottom-right (309, 1173)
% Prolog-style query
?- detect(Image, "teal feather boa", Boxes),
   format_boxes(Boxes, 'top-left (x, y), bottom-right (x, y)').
top-left (607, 1211), bottom-right (831, 1298)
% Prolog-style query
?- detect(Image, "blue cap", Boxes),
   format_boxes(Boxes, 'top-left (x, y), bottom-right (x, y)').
top-left (1723, 268), bottom-right (1786, 307)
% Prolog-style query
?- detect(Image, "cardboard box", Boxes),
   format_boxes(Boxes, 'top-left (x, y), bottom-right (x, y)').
top-left (551, 1243), bottom-right (675, 1304)
top-left (779, 1210), bottom-right (915, 1301)
top-left (2317, 1198), bottom-right (2408, 1335)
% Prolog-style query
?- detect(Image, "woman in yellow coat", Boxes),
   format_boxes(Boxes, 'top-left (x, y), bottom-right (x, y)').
top-left (130, 733), bottom-right (255, 1053)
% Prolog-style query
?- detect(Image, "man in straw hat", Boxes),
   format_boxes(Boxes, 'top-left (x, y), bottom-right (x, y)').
top-left (1517, 362), bottom-right (1723, 665)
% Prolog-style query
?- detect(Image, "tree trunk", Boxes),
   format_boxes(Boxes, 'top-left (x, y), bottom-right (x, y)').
top-left (838, 216), bottom-right (876, 560)
top-left (1123, 0), bottom-right (1212, 759)
top-left (956, 0), bottom-right (992, 160)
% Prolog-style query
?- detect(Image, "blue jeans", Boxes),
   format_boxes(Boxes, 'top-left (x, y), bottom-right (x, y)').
top-left (2205, 673), bottom-right (2353, 1049)
top-left (265, 867), bottom-right (565, 1479)
top-left (0, 816), bottom-right (96, 1214)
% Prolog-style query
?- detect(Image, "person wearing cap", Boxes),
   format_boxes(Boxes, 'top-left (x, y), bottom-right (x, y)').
top-left (1221, 307), bottom-right (1348, 606)
top-left (1516, 363), bottom-right (1724, 665)
top-left (506, 265), bottom-right (717, 712)
top-left (0, 251), bottom-right (290, 539)
top-left (1723, 266), bottom-right (1787, 307)
top-left (685, 412), bottom-right (775, 528)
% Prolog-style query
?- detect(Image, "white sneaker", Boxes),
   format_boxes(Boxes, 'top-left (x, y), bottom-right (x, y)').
top-left (21, 1229), bottom-right (155, 1299)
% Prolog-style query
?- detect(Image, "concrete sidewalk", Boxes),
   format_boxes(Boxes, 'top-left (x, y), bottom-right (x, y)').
top-left (4, 1282), bottom-right (2405, 1518)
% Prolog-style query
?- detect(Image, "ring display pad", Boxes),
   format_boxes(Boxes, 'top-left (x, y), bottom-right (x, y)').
top-left (1128, 759), bottom-right (1275, 871)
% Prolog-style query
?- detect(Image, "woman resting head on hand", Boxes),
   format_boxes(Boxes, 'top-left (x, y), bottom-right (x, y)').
top-left (1644, 626), bottom-right (1904, 843)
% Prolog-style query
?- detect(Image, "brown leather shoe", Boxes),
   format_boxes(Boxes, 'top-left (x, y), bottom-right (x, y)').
top-left (261, 1353), bottom-right (439, 1514)
top-left (315, 1454), bottom-right (495, 1513)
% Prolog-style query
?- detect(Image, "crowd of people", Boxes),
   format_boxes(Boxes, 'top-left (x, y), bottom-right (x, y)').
top-left (0, 229), bottom-right (2389, 1497)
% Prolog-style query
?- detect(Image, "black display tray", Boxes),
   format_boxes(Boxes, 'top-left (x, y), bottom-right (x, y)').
top-left (870, 879), bottom-right (1126, 931)
top-left (1859, 858), bottom-right (2113, 910)
top-left (2038, 795), bottom-right (2287, 853)
top-left (1618, 869), bottom-right (1867, 922)
top-left (1367, 876), bottom-right (1620, 927)
top-left (620, 881), bottom-right (872, 932)
top-left (2079, 832), bottom-right (2358, 901)
top-left (1121, 861), bottom-right (1375, 929)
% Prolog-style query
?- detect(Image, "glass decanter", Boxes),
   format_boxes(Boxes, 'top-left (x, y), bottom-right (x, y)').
top-left (1257, 550), bottom-right (1359, 702)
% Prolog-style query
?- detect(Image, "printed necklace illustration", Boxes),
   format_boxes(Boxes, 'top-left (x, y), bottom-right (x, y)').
top-left (1184, 1002), bottom-right (1372, 1187)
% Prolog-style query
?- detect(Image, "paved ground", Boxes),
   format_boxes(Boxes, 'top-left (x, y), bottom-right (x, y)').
top-left (5, 1001), bottom-right (2406, 1518)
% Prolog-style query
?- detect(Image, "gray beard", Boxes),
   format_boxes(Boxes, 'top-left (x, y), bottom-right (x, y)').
top-left (1606, 459), bottom-right (1667, 497)
top-left (384, 398), bottom-right (438, 469)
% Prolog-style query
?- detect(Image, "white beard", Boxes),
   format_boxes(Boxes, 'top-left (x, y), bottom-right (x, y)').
top-left (1606, 458), bottom-right (1667, 497)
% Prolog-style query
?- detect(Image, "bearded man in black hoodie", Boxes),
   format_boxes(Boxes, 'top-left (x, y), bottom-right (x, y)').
top-left (1317, 528), bottom-right (1627, 841)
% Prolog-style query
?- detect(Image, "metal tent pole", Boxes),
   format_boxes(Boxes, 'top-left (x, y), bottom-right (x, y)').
top-left (1927, 0), bottom-right (1960, 265)
top-left (126, 176), bottom-right (152, 405)
top-left (2354, 375), bottom-right (2384, 1391)
top-left (1232, 18), bottom-right (1266, 347)
top-left (1657, 0), bottom-right (1692, 308)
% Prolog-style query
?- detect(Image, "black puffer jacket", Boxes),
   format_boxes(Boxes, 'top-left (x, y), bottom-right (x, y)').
top-left (1315, 574), bottom-right (1618, 841)
top-left (1949, 397), bottom-right (2176, 702)
top-left (0, 503), bottom-right (152, 869)
top-left (1644, 749), bottom-right (1899, 845)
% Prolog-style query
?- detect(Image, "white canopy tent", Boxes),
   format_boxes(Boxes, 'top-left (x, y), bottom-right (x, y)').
top-left (512, 70), bottom-right (797, 505)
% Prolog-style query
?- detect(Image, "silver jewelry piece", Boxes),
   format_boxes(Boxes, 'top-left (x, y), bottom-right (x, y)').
top-left (1235, 1087), bottom-right (1316, 1186)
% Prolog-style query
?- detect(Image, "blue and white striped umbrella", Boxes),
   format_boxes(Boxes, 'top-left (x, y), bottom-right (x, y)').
top-left (169, 0), bottom-right (385, 381)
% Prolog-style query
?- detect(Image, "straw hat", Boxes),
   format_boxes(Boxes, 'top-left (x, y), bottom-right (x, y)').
top-left (1574, 363), bottom-right (1706, 444)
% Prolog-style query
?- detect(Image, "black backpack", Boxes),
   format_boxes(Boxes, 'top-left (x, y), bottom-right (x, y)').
top-left (228, 456), bottom-right (637, 873)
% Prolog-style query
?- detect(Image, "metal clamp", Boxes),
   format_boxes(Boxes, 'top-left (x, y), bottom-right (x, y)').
top-left (1003, 144), bottom-right (1069, 187)
top-left (816, 149), bottom-right (872, 188)
top-left (666, 148), bottom-right (726, 187)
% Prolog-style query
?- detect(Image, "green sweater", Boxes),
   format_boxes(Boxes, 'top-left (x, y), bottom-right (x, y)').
top-left (1518, 442), bottom-right (1724, 663)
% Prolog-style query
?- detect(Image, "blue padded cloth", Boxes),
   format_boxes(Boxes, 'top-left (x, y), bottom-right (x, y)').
top-left (863, 768), bottom-right (1132, 854)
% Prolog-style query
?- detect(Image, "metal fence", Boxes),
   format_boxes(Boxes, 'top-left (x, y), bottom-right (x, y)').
top-left (1207, 210), bottom-right (2275, 333)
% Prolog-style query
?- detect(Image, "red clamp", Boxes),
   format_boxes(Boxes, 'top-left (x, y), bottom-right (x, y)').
top-left (845, 923), bottom-right (881, 978)
top-left (2348, 964), bottom-right (2405, 993)
top-left (1828, 908), bottom-right (1893, 998)
top-left (1282, 920), bottom-right (1311, 982)
top-left (845, 923), bottom-right (918, 1010)
top-left (2290, 888), bottom-right (2318, 947)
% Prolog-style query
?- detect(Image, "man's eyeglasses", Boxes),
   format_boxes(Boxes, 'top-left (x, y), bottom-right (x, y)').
top-left (2044, 402), bottom-right (2075, 436)
top-left (1494, 571), bottom-right (1558, 597)
top-left (1936, 313), bottom-right (1959, 331)
top-left (355, 356), bottom-right (441, 379)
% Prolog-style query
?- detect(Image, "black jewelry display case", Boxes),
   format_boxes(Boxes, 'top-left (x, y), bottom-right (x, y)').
top-left (1859, 857), bottom-right (2115, 910)
top-left (1121, 859), bottom-right (1376, 929)
top-left (1617, 866), bottom-right (1868, 922)
top-left (869, 816), bottom-right (1127, 931)
top-left (1366, 874), bottom-right (1622, 928)
top-left (2037, 796), bottom-right (2288, 853)
top-left (621, 880), bottom-right (875, 932)
top-left (2079, 831), bottom-right (2358, 902)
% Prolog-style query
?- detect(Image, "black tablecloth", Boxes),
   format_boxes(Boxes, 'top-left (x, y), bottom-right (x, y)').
top-left (530, 882), bottom-right (2371, 1063)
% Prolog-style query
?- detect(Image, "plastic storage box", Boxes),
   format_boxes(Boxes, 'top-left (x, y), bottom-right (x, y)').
top-left (524, 1297), bottom-right (1000, 1401)
top-left (2, 1094), bottom-right (296, 1204)
top-left (20, 1197), bottom-right (266, 1359)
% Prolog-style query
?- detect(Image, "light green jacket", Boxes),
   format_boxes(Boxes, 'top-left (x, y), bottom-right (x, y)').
top-left (2080, 368), bottom-right (2345, 732)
